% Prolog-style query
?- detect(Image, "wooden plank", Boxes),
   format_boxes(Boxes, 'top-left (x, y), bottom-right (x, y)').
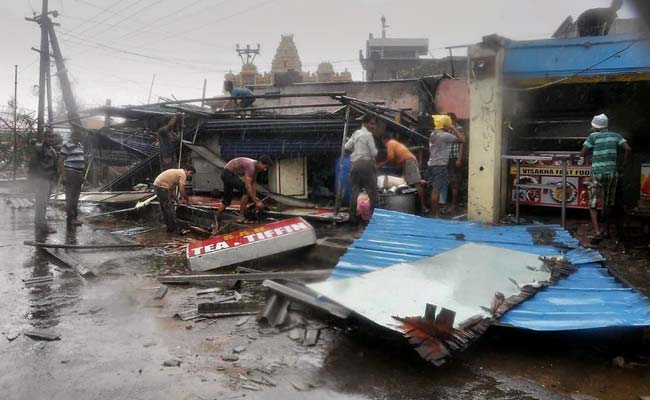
top-left (25, 241), bottom-right (143, 250)
top-left (41, 248), bottom-right (96, 278)
top-left (158, 269), bottom-right (331, 284)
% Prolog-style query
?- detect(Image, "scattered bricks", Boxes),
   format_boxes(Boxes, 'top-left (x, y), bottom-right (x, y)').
top-left (236, 316), bottom-right (249, 327)
top-left (233, 345), bottom-right (246, 354)
top-left (288, 328), bottom-right (304, 341)
top-left (221, 355), bottom-right (239, 362)
top-left (24, 330), bottom-right (61, 341)
top-left (153, 286), bottom-right (168, 300)
top-left (304, 329), bottom-right (320, 346)
top-left (162, 359), bottom-right (182, 367)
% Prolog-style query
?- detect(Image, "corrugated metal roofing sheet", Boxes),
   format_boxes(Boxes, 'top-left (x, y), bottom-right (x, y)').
top-left (331, 209), bottom-right (650, 331)
top-left (504, 33), bottom-right (650, 79)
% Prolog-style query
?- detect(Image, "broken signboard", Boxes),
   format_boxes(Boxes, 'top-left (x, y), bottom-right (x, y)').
top-left (186, 217), bottom-right (317, 271)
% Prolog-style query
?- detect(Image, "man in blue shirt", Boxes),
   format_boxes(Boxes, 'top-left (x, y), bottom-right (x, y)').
top-left (224, 80), bottom-right (255, 109)
top-left (580, 113), bottom-right (631, 243)
top-left (59, 130), bottom-right (86, 226)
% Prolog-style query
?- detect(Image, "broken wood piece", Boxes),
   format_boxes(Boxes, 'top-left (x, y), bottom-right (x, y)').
top-left (304, 329), bottom-right (320, 346)
top-left (175, 309), bottom-right (199, 321)
top-left (24, 330), bottom-right (61, 341)
top-left (41, 248), bottom-right (96, 278)
top-left (158, 269), bottom-right (331, 284)
top-left (196, 287), bottom-right (222, 296)
top-left (22, 275), bottom-right (54, 285)
top-left (153, 286), bottom-right (168, 300)
top-left (25, 241), bottom-right (143, 250)
top-left (197, 302), bottom-right (259, 317)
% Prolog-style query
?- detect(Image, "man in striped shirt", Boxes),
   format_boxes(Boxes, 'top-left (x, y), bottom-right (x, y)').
top-left (580, 113), bottom-right (631, 243)
top-left (59, 130), bottom-right (86, 226)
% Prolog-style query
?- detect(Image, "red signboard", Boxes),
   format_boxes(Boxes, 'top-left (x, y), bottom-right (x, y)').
top-left (186, 217), bottom-right (312, 258)
top-left (509, 157), bottom-right (594, 209)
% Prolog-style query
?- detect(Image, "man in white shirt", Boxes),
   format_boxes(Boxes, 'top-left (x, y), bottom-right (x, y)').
top-left (345, 114), bottom-right (383, 224)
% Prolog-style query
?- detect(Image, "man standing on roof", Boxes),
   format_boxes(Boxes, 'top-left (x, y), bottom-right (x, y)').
top-left (213, 155), bottom-right (273, 230)
top-left (427, 116), bottom-right (465, 219)
top-left (580, 113), bottom-right (631, 244)
top-left (576, 0), bottom-right (623, 37)
top-left (158, 113), bottom-right (179, 171)
top-left (28, 130), bottom-right (60, 234)
top-left (345, 114), bottom-right (382, 224)
top-left (224, 80), bottom-right (255, 109)
top-left (59, 129), bottom-right (86, 227)
top-left (378, 135), bottom-right (426, 214)
top-left (153, 165), bottom-right (195, 235)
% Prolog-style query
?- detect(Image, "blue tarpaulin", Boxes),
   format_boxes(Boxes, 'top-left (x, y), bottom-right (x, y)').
top-left (331, 209), bottom-right (650, 331)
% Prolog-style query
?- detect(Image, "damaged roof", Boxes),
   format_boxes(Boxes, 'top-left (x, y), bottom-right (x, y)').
top-left (327, 209), bottom-right (650, 332)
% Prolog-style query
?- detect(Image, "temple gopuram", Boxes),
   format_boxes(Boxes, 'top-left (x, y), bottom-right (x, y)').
top-left (225, 35), bottom-right (352, 87)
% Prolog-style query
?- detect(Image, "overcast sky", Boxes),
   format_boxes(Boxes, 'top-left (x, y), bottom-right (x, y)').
top-left (0, 0), bottom-right (640, 113)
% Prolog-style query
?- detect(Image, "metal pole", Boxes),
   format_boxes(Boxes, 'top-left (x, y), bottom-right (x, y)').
top-left (13, 65), bottom-right (18, 181)
top-left (47, 19), bottom-right (82, 134)
top-left (515, 159), bottom-right (520, 224)
top-left (200, 79), bottom-right (207, 108)
top-left (561, 159), bottom-right (567, 228)
top-left (448, 48), bottom-right (455, 77)
top-left (45, 52), bottom-right (53, 127)
top-left (334, 106), bottom-right (351, 216)
top-left (147, 74), bottom-right (155, 104)
top-left (36, 0), bottom-right (49, 140)
top-left (177, 113), bottom-right (185, 168)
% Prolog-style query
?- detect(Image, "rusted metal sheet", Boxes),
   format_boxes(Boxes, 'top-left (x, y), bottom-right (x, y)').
top-left (186, 217), bottom-right (317, 272)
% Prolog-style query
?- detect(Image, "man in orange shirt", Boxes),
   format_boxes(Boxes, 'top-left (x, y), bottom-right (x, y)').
top-left (379, 135), bottom-right (426, 213)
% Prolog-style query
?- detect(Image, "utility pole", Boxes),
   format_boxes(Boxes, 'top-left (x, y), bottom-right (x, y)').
top-left (37, 0), bottom-right (49, 140)
top-left (47, 20), bottom-right (82, 134)
top-left (13, 65), bottom-right (18, 181)
top-left (147, 74), bottom-right (156, 104)
top-left (201, 79), bottom-right (207, 108)
top-left (45, 54), bottom-right (54, 126)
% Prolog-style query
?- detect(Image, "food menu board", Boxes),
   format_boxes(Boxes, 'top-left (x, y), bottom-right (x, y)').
top-left (642, 164), bottom-right (650, 198)
top-left (509, 157), bottom-right (593, 209)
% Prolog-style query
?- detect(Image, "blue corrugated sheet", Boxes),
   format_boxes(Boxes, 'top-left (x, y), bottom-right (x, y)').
top-left (332, 209), bottom-right (650, 331)
top-left (504, 33), bottom-right (650, 79)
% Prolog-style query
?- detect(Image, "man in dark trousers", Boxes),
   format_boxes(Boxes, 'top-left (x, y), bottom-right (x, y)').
top-left (28, 130), bottom-right (59, 233)
top-left (577, 0), bottom-right (623, 37)
top-left (345, 114), bottom-right (382, 224)
top-left (213, 155), bottom-right (273, 230)
top-left (153, 165), bottom-right (195, 235)
top-left (580, 113), bottom-right (631, 244)
top-left (59, 129), bottom-right (86, 227)
top-left (158, 114), bottom-right (179, 171)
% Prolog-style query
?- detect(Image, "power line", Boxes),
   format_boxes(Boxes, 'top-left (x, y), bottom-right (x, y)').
top-left (64, 0), bottom-right (127, 35)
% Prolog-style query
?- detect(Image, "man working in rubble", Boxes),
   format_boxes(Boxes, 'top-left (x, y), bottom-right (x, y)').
top-left (446, 112), bottom-right (465, 216)
top-left (345, 114), bottom-right (382, 224)
top-left (224, 80), bottom-right (256, 110)
top-left (213, 155), bottom-right (273, 231)
top-left (427, 115), bottom-right (465, 219)
top-left (576, 0), bottom-right (623, 37)
top-left (153, 165), bottom-right (195, 235)
top-left (580, 113), bottom-right (631, 244)
top-left (59, 129), bottom-right (86, 227)
top-left (28, 130), bottom-right (59, 234)
top-left (378, 135), bottom-right (426, 214)
top-left (158, 113), bottom-right (180, 171)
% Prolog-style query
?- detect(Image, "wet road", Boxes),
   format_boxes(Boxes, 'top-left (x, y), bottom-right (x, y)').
top-left (1, 193), bottom-right (649, 400)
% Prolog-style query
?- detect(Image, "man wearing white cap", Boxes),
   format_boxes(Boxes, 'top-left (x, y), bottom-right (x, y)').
top-left (580, 113), bottom-right (631, 243)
